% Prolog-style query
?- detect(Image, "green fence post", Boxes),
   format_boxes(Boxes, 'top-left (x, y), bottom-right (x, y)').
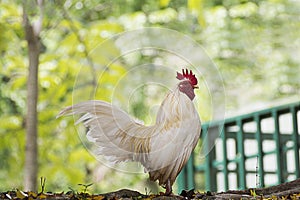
top-left (237, 119), bottom-right (246, 189)
top-left (177, 168), bottom-right (186, 192)
top-left (220, 125), bottom-right (229, 190)
top-left (254, 114), bottom-right (264, 188)
top-left (272, 110), bottom-right (284, 183)
top-left (203, 126), bottom-right (212, 191)
top-left (187, 153), bottom-right (195, 189)
top-left (291, 106), bottom-right (300, 178)
top-left (203, 125), bottom-right (217, 191)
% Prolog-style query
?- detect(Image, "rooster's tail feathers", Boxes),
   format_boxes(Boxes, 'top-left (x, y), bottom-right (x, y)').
top-left (57, 100), bottom-right (152, 164)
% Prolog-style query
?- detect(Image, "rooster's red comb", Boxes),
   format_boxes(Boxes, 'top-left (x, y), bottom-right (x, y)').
top-left (176, 69), bottom-right (198, 86)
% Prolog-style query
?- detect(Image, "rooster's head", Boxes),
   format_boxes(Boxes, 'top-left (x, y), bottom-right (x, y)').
top-left (176, 69), bottom-right (198, 100)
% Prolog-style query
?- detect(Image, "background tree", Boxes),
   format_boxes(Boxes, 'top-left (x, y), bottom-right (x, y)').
top-left (23, 0), bottom-right (43, 191)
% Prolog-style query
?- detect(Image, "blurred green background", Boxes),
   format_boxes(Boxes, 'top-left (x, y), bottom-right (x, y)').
top-left (0, 0), bottom-right (299, 193)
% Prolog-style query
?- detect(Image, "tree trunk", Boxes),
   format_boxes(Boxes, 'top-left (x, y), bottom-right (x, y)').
top-left (23, 0), bottom-right (43, 192)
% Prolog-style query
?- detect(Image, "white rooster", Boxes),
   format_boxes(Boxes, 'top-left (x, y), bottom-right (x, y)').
top-left (57, 69), bottom-right (201, 194)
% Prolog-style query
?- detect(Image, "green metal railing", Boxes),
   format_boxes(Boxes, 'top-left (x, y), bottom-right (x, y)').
top-left (177, 101), bottom-right (300, 192)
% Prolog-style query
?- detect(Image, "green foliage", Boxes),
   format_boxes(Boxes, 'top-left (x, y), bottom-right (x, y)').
top-left (0, 0), bottom-right (299, 193)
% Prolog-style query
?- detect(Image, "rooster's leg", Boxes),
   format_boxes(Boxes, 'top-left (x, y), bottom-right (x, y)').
top-left (165, 179), bottom-right (172, 195)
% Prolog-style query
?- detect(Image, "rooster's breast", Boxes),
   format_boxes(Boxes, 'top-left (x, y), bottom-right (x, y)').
top-left (146, 91), bottom-right (201, 187)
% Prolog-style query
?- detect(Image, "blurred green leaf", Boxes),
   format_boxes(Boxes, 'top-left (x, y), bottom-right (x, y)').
top-left (160, 0), bottom-right (171, 7)
top-left (188, 0), bottom-right (206, 27)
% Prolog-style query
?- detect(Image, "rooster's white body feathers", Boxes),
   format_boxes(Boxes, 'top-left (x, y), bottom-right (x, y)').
top-left (58, 82), bottom-right (201, 191)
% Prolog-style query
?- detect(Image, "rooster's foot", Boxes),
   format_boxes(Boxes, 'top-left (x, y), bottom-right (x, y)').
top-left (164, 179), bottom-right (172, 195)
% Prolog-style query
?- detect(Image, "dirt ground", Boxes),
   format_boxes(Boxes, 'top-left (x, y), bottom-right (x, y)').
top-left (1, 178), bottom-right (300, 199)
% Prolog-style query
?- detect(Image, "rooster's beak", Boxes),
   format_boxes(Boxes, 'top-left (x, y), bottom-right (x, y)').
top-left (193, 85), bottom-right (199, 89)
